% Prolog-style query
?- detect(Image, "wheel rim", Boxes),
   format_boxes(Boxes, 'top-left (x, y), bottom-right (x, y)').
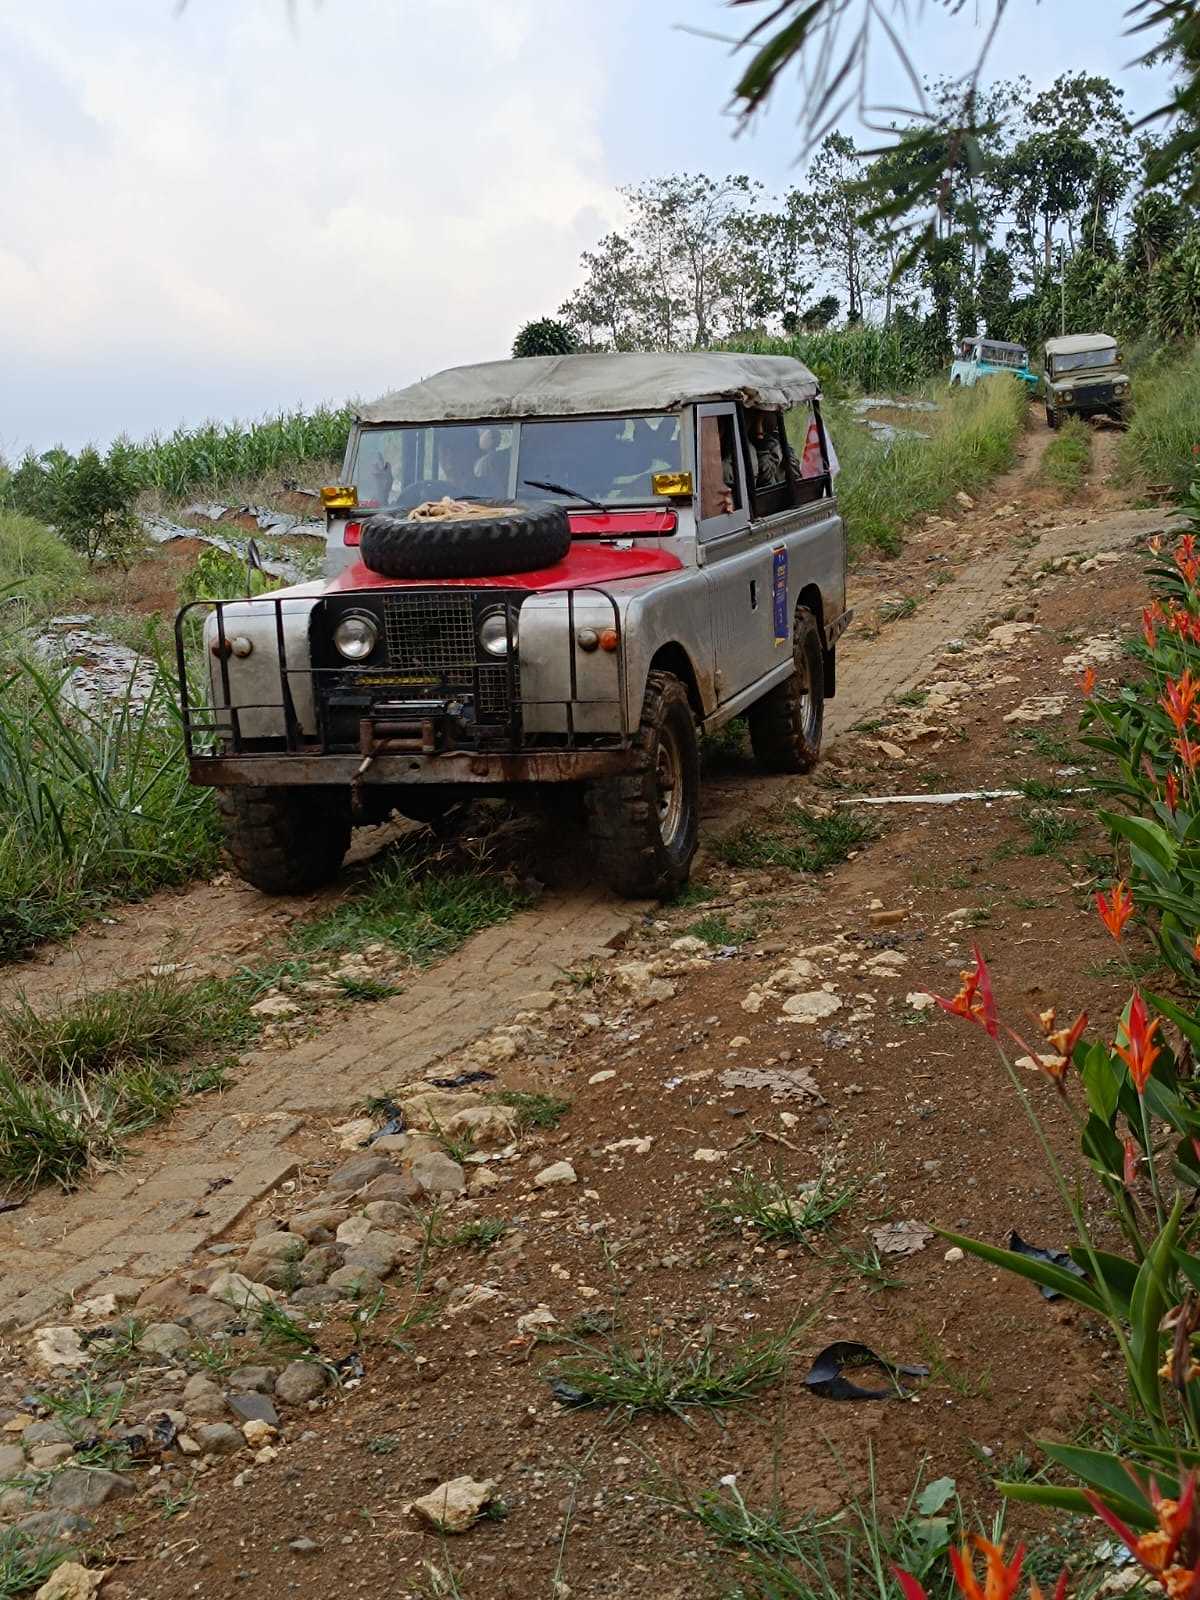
top-left (796, 639), bottom-right (819, 745)
top-left (655, 725), bottom-right (686, 847)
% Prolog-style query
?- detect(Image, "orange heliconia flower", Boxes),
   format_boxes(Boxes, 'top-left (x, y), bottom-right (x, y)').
top-left (1175, 735), bottom-right (1200, 772)
top-left (1162, 671), bottom-right (1200, 732)
top-left (1096, 881), bottom-right (1135, 941)
top-left (1086, 1472), bottom-right (1199, 1599)
top-left (1115, 992), bottom-right (1163, 1096)
top-left (1143, 607), bottom-right (1160, 648)
top-left (928, 946), bottom-right (998, 1039)
top-left (949, 1537), bottom-right (1027, 1600)
top-left (1166, 772), bottom-right (1181, 812)
top-left (1079, 666), bottom-right (1097, 696)
top-left (1035, 1008), bottom-right (1088, 1090)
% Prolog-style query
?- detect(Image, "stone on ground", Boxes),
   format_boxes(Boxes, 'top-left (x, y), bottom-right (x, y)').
top-left (410, 1475), bottom-right (499, 1533)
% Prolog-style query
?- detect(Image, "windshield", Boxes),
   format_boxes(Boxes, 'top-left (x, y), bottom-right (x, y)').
top-left (351, 415), bottom-right (683, 510)
top-left (980, 345), bottom-right (1027, 368)
top-left (1051, 346), bottom-right (1118, 375)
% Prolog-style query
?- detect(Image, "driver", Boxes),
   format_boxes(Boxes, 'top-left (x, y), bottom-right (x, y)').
top-left (437, 428), bottom-right (485, 497)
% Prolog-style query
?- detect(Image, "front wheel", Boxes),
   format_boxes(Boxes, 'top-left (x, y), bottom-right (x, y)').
top-left (585, 671), bottom-right (699, 899)
top-left (748, 605), bottom-right (825, 774)
top-left (1045, 405), bottom-right (1060, 430)
top-left (216, 786), bottom-right (352, 894)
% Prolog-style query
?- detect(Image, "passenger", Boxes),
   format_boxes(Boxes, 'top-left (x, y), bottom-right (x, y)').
top-left (744, 407), bottom-right (802, 489)
top-left (437, 427), bottom-right (486, 497)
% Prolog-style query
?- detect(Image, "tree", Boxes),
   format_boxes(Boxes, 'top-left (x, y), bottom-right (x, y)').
top-left (9, 447), bottom-right (140, 567)
top-left (804, 133), bottom-right (875, 322)
top-left (977, 247), bottom-right (1014, 338)
top-left (558, 232), bottom-right (643, 351)
top-left (512, 319), bottom-right (579, 358)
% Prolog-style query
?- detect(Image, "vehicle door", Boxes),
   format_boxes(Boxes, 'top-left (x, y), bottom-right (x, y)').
top-left (695, 403), bottom-right (772, 704)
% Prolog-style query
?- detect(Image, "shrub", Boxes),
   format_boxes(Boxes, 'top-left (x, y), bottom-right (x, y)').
top-left (6, 448), bottom-right (140, 566)
top-left (0, 511), bottom-right (86, 620)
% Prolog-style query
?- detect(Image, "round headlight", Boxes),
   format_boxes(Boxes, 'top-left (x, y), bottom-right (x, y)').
top-left (1062, 390), bottom-right (1074, 402)
top-left (333, 611), bottom-right (378, 661)
top-left (478, 609), bottom-right (515, 658)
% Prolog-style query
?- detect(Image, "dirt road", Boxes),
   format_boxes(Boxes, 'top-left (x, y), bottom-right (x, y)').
top-left (0, 420), bottom-right (1182, 1598)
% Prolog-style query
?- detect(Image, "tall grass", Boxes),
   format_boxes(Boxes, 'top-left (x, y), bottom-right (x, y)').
top-left (1119, 342), bottom-right (1200, 493)
top-left (725, 327), bottom-right (933, 394)
top-left (825, 376), bottom-right (1029, 554)
top-left (0, 656), bottom-right (219, 959)
top-left (109, 404), bottom-right (354, 501)
top-left (0, 511), bottom-right (87, 624)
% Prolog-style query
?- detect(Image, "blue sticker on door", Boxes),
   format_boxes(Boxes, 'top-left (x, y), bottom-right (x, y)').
top-left (772, 545), bottom-right (788, 644)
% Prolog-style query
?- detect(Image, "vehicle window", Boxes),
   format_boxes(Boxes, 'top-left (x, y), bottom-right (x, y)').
top-left (784, 403), bottom-right (833, 504)
top-left (518, 415), bottom-right (682, 505)
top-left (352, 424), bottom-right (514, 509)
top-left (981, 345), bottom-right (1022, 369)
top-left (1051, 346), bottom-right (1117, 375)
top-left (698, 414), bottom-right (741, 520)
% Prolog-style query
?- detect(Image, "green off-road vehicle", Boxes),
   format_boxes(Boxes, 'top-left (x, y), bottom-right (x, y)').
top-left (1043, 333), bottom-right (1130, 429)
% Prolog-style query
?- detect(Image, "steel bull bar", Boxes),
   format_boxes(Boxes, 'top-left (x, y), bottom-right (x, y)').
top-left (175, 585), bottom-right (632, 787)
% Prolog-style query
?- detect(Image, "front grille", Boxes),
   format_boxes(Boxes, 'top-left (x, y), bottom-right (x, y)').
top-left (382, 594), bottom-right (476, 670)
top-left (378, 592), bottom-right (518, 724)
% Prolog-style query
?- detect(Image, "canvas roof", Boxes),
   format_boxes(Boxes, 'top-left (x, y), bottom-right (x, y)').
top-left (974, 339), bottom-right (1028, 354)
top-left (1044, 333), bottom-right (1118, 354)
top-left (357, 352), bottom-right (821, 425)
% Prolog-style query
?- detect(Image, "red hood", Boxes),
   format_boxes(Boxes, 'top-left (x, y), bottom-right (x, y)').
top-left (326, 541), bottom-right (683, 594)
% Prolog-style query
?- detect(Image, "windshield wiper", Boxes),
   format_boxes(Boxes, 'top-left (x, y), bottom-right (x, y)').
top-left (522, 478), bottom-right (605, 512)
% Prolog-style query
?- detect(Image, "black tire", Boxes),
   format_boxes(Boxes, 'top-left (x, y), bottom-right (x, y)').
top-left (216, 786), bottom-right (352, 894)
top-left (747, 605), bottom-right (825, 774)
top-left (1045, 405), bottom-right (1060, 430)
top-left (392, 788), bottom-right (469, 839)
top-left (360, 501), bottom-right (570, 580)
top-left (585, 671), bottom-right (699, 899)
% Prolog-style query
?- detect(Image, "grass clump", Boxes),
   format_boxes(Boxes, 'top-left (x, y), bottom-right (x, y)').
top-left (554, 1325), bottom-right (797, 1418)
top-left (0, 972), bottom-right (257, 1192)
top-left (0, 655), bottom-right (220, 961)
top-left (0, 1529), bottom-right (64, 1598)
top-left (685, 913), bottom-right (755, 947)
top-left (707, 1166), bottom-right (858, 1245)
top-left (438, 1218), bottom-right (507, 1253)
top-left (1039, 416), bottom-right (1092, 495)
top-left (1120, 344), bottom-right (1200, 494)
top-left (714, 803), bottom-right (874, 873)
top-left (493, 1090), bottom-right (570, 1131)
top-left (293, 852), bottom-right (525, 965)
top-left (816, 375), bottom-right (1027, 556)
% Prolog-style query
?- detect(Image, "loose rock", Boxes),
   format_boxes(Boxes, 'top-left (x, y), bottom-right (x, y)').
top-left (275, 1361), bottom-right (328, 1406)
top-left (534, 1161), bottom-right (577, 1188)
top-left (410, 1475), bottom-right (499, 1534)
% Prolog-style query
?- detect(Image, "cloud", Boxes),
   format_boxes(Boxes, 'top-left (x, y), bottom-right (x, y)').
top-left (0, 0), bottom-right (626, 449)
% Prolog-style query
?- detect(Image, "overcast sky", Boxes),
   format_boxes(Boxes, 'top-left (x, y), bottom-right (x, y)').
top-left (0, 0), bottom-right (1174, 455)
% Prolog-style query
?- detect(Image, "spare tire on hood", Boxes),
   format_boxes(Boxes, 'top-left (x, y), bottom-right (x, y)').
top-left (359, 499), bottom-right (570, 580)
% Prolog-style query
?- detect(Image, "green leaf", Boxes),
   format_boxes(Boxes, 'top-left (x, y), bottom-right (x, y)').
top-left (935, 1229), bottom-right (1104, 1312)
top-left (915, 1477), bottom-right (956, 1516)
top-left (1068, 1247), bottom-right (1139, 1310)
top-left (1080, 1043), bottom-right (1122, 1125)
top-left (1129, 1195), bottom-right (1184, 1420)
top-left (998, 1481), bottom-right (1154, 1529)
top-left (1149, 990), bottom-right (1200, 1051)
top-left (1100, 811), bottom-right (1179, 872)
top-left (1041, 1442), bottom-right (1160, 1507)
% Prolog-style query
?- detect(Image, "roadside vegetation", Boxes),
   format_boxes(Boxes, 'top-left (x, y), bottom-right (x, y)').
top-left (0, 971), bottom-right (261, 1191)
top-left (1038, 416), bottom-right (1092, 497)
top-left (1120, 343), bottom-right (1200, 495)
top-left (821, 376), bottom-right (1028, 555)
top-left (0, 657), bottom-right (219, 961)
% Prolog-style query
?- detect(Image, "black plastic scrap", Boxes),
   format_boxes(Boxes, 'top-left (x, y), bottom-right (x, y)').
top-left (548, 1378), bottom-right (592, 1409)
top-left (804, 1341), bottom-right (930, 1402)
top-left (333, 1352), bottom-right (366, 1383)
top-left (1008, 1231), bottom-right (1088, 1301)
top-left (365, 1099), bottom-right (406, 1145)
top-left (428, 1070), bottom-right (496, 1089)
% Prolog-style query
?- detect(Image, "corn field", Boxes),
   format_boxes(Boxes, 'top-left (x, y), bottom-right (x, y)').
top-left (724, 328), bottom-right (935, 394)
top-left (107, 404), bottom-right (355, 501)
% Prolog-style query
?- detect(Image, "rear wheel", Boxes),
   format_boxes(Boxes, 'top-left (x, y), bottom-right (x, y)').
top-left (748, 605), bottom-right (825, 774)
top-left (585, 671), bottom-right (699, 899)
top-left (217, 786), bottom-right (352, 894)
